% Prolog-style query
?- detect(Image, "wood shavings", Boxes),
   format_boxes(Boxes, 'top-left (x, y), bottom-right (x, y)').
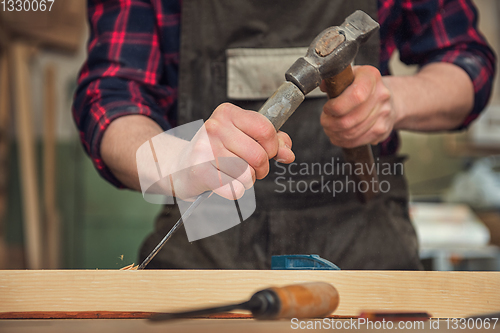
top-left (120, 263), bottom-right (138, 270)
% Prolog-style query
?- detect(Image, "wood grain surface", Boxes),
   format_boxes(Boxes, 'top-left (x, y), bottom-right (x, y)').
top-left (0, 270), bottom-right (499, 318)
top-left (1, 318), bottom-right (496, 333)
top-left (1, 319), bottom-right (308, 333)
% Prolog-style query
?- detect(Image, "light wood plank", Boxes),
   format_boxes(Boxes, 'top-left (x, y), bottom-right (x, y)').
top-left (10, 42), bottom-right (43, 269)
top-left (0, 270), bottom-right (498, 318)
top-left (3, 319), bottom-right (328, 333)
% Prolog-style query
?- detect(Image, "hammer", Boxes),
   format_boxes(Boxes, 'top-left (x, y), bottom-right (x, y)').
top-left (259, 10), bottom-right (380, 202)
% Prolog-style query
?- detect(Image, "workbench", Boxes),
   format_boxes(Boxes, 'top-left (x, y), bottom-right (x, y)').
top-left (1, 270), bottom-right (499, 332)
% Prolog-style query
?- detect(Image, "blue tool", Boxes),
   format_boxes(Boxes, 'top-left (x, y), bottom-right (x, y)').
top-left (271, 255), bottom-right (340, 270)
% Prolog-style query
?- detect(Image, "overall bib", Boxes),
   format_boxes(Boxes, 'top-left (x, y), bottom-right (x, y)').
top-left (139, 0), bottom-right (423, 270)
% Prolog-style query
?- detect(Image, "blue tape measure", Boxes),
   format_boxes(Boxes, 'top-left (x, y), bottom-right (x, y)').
top-left (271, 255), bottom-right (340, 270)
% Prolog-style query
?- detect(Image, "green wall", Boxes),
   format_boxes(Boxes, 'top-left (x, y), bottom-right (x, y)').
top-left (5, 140), bottom-right (161, 269)
top-left (80, 149), bottom-right (160, 269)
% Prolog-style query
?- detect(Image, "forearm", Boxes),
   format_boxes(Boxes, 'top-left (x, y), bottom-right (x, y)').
top-left (388, 62), bottom-right (474, 132)
top-left (101, 115), bottom-right (187, 192)
top-left (100, 106), bottom-right (295, 200)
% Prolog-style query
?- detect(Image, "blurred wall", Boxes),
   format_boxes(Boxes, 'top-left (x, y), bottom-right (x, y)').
top-left (4, 18), bottom-right (161, 269)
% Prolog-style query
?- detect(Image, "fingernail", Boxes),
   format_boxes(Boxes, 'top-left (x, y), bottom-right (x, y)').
top-left (279, 139), bottom-right (291, 149)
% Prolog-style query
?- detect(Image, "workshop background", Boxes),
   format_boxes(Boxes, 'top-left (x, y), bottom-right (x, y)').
top-left (0, 0), bottom-right (499, 270)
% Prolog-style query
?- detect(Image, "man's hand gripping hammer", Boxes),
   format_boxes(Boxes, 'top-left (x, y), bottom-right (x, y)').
top-left (258, 10), bottom-right (380, 202)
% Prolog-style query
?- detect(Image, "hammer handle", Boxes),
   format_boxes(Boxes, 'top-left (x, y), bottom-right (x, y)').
top-left (324, 65), bottom-right (378, 202)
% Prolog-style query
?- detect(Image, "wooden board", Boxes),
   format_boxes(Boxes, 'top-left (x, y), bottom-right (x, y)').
top-left (0, 270), bottom-right (499, 318)
top-left (0, 311), bottom-right (259, 320)
top-left (3, 318), bottom-right (489, 333)
top-left (0, 319), bottom-right (347, 333)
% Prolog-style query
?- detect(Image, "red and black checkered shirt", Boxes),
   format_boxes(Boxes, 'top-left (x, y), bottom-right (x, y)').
top-left (73, 0), bottom-right (496, 188)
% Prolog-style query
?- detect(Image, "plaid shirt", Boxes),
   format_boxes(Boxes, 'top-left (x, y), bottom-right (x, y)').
top-left (73, 0), bottom-right (496, 188)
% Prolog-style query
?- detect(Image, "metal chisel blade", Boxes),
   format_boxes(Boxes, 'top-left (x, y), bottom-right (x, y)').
top-left (137, 191), bottom-right (212, 269)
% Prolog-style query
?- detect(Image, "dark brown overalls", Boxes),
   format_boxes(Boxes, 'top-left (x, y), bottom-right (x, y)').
top-left (139, 0), bottom-right (423, 270)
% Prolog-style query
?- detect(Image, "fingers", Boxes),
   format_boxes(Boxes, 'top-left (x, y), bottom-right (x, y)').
top-left (322, 66), bottom-right (378, 118)
top-left (212, 156), bottom-right (254, 191)
top-left (211, 103), bottom-right (280, 158)
top-left (206, 116), bottom-right (271, 179)
top-left (212, 179), bottom-right (246, 201)
top-left (320, 65), bottom-right (394, 148)
top-left (320, 101), bottom-right (380, 147)
top-left (277, 131), bottom-right (292, 149)
top-left (275, 131), bottom-right (295, 163)
top-left (206, 103), bottom-right (295, 179)
top-left (200, 164), bottom-right (247, 200)
top-left (176, 103), bottom-right (295, 199)
top-left (170, 160), bottom-right (248, 201)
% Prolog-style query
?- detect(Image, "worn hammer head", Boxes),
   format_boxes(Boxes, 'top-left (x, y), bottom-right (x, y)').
top-left (285, 10), bottom-right (379, 95)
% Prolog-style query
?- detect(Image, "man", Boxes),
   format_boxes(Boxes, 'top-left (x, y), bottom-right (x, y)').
top-left (73, 0), bottom-right (495, 269)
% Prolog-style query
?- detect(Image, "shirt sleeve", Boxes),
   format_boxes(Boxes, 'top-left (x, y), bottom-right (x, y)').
top-left (72, 0), bottom-right (179, 187)
top-left (395, 0), bottom-right (496, 129)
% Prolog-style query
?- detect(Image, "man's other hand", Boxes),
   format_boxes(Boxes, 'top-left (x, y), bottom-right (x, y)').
top-left (320, 65), bottom-right (395, 148)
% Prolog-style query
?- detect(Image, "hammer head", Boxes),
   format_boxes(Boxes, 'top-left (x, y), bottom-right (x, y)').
top-left (285, 10), bottom-right (379, 95)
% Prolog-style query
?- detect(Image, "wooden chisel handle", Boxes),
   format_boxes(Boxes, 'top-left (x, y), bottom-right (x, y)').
top-left (268, 282), bottom-right (339, 319)
top-left (324, 65), bottom-right (379, 202)
top-left (150, 281), bottom-right (339, 321)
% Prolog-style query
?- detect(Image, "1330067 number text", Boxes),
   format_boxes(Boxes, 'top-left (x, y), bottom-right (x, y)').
top-left (1, 0), bottom-right (55, 12)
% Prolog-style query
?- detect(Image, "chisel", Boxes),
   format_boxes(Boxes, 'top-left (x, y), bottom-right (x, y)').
top-left (137, 191), bottom-right (212, 269)
top-left (149, 282), bottom-right (339, 321)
